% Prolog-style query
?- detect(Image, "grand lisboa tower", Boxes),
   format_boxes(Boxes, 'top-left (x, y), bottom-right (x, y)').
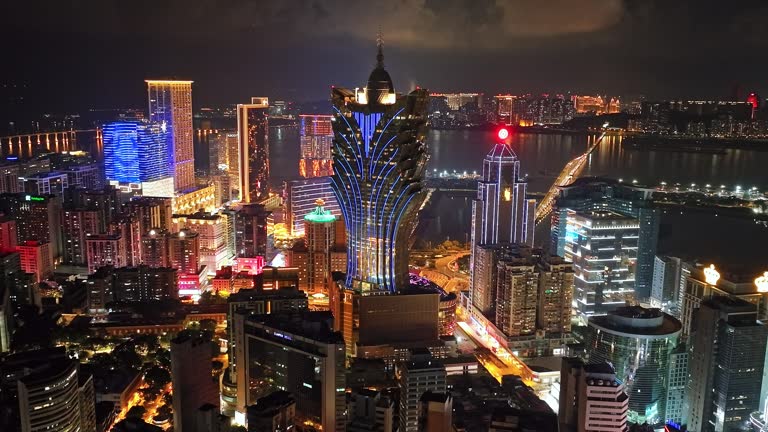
top-left (330, 39), bottom-right (430, 293)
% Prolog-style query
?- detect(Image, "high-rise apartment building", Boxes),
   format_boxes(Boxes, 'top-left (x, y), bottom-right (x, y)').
top-left (0, 216), bottom-right (17, 250)
top-left (552, 178), bottom-right (659, 301)
top-left (286, 200), bottom-right (346, 294)
top-left (330, 43), bottom-right (429, 293)
top-left (495, 253), bottom-right (538, 338)
top-left (0, 193), bottom-right (63, 261)
top-left (237, 97), bottom-right (269, 203)
top-left (284, 177), bottom-right (341, 237)
top-left (61, 209), bottom-right (101, 265)
top-left (232, 311), bottom-right (346, 431)
top-left (583, 306), bottom-right (682, 425)
top-left (559, 358), bottom-right (629, 432)
top-left (299, 114), bottom-right (334, 178)
top-left (17, 240), bottom-right (53, 282)
top-left (397, 351), bottom-right (447, 432)
top-left (538, 255), bottom-right (575, 336)
top-left (85, 234), bottom-right (126, 274)
top-left (686, 297), bottom-right (768, 432)
top-left (564, 210), bottom-right (639, 319)
top-left (102, 121), bottom-right (174, 197)
top-left (168, 229), bottom-right (200, 275)
top-left (146, 80), bottom-right (195, 192)
top-left (171, 332), bottom-right (219, 432)
top-left (140, 229), bottom-right (170, 267)
top-left (173, 212), bottom-right (229, 276)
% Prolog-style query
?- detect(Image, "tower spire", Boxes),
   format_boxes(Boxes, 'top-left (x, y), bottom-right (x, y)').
top-left (376, 29), bottom-right (384, 68)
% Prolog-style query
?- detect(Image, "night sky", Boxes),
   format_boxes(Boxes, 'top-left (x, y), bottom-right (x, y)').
top-left (2, 0), bottom-right (768, 112)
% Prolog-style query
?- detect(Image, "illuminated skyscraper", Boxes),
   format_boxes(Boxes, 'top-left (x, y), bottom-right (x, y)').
top-left (284, 177), bottom-right (341, 237)
top-left (330, 41), bottom-right (429, 292)
top-left (102, 121), bottom-right (173, 197)
top-left (469, 129), bottom-right (535, 314)
top-left (237, 97), bottom-right (269, 203)
top-left (299, 114), bottom-right (334, 178)
top-left (146, 80), bottom-right (195, 192)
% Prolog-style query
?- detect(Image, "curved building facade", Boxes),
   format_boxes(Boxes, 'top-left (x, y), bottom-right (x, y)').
top-left (330, 42), bottom-right (429, 292)
top-left (583, 306), bottom-right (681, 426)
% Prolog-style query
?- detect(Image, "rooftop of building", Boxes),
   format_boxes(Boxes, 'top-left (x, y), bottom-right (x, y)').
top-left (589, 305), bottom-right (682, 337)
top-left (420, 391), bottom-right (451, 403)
top-left (576, 209), bottom-right (634, 220)
top-left (228, 286), bottom-right (306, 302)
top-left (172, 211), bottom-right (220, 221)
top-left (19, 171), bottom-right (67, 179)
top-left (249, 390), bottom-right (295, 414)
top-left (245, 310), bottom-right (343, 344)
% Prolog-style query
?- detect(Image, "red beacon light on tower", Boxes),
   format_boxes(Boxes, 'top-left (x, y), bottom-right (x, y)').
top-left (497, 127), bottom-right (510, 141)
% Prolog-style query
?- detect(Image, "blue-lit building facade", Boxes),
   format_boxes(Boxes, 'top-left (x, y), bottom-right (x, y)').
top-left (551, 177), bottom-right (659, 301)
top-left (330, 44), bottom-right (430, 293)
top-left (102, 121), bottom-right (174, 197)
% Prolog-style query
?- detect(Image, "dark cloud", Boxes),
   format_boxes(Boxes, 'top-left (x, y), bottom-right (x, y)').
top-left (1, 0), bottom-right (767, 111)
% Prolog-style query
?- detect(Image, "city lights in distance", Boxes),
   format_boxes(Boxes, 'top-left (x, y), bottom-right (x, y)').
top-left (497, 128), bottom-right (509, 140)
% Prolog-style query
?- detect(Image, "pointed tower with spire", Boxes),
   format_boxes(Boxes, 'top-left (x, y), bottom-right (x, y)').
top-left (328, 36), bottom-right (430, 294)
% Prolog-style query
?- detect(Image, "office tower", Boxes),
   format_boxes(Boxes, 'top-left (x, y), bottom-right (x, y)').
top-left (168, 229), bottom-right (200, 275)
top-left (665, 343), bottom-right (688, 425)
top-left (146, 80), bottom-right (195, 192)
top-left (330, 287), bottom-right (440, 359)
top-left (552, 178), bottom-right (659, 301)
top-left (287, 199), bottom-right (346, 294)
top-left (583, 306), bottom-right (681, 425)
top-left (102, 121), bottom-right (174, 197)
top-left (1, 348), bottom-right (96, 432)
top-left (237, 97), bottom-right (269, 203)
top-left (330, 42), bottom-right (429, 293)
top-left (469, 129), bottom-right (535, 317)
top-left (17, 240), bottom-right (53, 282)
top-left (0, 216), bottom-right (17, 249)
top-left (235, 204), bottom-right (269, 258)
top-left (61, 209), bottom-right (101, 265)
top-left (246, 391), bottom-right (296, 432)
top-left (284, 177), bottom-right (341, 237)
top-left (140, 229), bottom-right (170, 267)
top-left (0, 193), bottom-right (63, 261)
top-left (232, 311), bottom-right (346, 431)
top-left (686, 297), bottom-right (768, 432)
top-left (173, 212), bottom-right (229, 276)
top-left (564, 210), bottom-right (639, 318)
top-left (85, 234), bottom-right (126, 274)
top-left (495, 252), bottom-right (538, 338)
top-left (18, 171), bottom-right (69, 196)
top-left (472, 130), bottom-right (535, 247)
top-left (559, 358), bottom-right (629, 432)
top-left (299, 114), bottom-right (334, 178)
top-left (651, 255), bottom-right (684, 316)
top-left (397, 351), bottom-right (447, 432)
top-left (537, 255), bottom-right (575, 335)
top-left (171, 332), bottom-right (219, 432)
top-left (679, 262), bottom-right (768, 338)
top-left (347, 389), bottom-right (395, 432)
top-left (419, 392), bottom-right (452, 432)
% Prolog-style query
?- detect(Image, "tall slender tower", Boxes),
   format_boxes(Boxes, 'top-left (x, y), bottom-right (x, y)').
top-left (237, 97), bottom-right (270, 203)
top-left (146, 80), bottom-right (195, 192)
top-left (330, 38), bottom-right (429, 293)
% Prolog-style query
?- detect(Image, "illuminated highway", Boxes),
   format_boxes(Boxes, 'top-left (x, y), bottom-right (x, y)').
top-left (534, 129), bottom-right (609, 225)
